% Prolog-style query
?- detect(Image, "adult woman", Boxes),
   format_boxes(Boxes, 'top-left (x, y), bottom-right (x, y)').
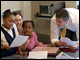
top-left (13, 12), bottom-right (23, 35)
top-left (13, 12), bottom-right (29, 55)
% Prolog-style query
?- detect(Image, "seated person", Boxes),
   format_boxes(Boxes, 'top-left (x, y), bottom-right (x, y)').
top-left (19, 20), bottom-right (54, 53)
top-left (1, 9), bottom-right (19, 57)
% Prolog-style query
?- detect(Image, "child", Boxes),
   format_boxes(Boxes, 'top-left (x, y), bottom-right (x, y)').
top-left (1, 9), bottom-right (19, 57)
top-left (1, 9), bottom-right (28, 57)
top-left (20, 20), bottom-right (54, 51)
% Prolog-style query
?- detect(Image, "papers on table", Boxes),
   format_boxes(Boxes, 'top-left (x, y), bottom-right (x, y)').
top-left (76, 57), bottom-right (79, 59)
top-left (28, 51), bottom-right (48, 59)
top-left (10, 35), bottom-right (29, 47)
top-left (56, 56), bottom-right (75, 59)
top-left (56, 52), bottom-right (75, 59)
top-left (60, 37), bottom-right (75, 46)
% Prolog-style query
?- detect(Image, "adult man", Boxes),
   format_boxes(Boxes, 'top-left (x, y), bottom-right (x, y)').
top-left (50, 8), bottom-right (79, 50)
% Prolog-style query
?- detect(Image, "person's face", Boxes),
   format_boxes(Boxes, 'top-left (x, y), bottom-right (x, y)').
top-left (3, 15), bottom-right (15, 29)
top-left (23, 22), bottom-right (33, 35)
top-left (14, 14), bottom-right (22, 29)
top-left (56, 18), bottom-right (68, 27)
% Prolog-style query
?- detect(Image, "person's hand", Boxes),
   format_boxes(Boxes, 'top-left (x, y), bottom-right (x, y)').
top-left (67, 45), bottom-right (77, 50)
top-left (4, 45), bottom-right (12, 50)
top-left (19, 51), bottom-right (27, 56)
top-left (25, 39), bottom-right (29, 44)
top-left (39, 42), bottom-right (43, 44)
top-left (48, 44), bottom-right (54, 47)
top-left (25, 32), bottom-right (32, 38)
top-left (59, 40), bottom-right (67, 47)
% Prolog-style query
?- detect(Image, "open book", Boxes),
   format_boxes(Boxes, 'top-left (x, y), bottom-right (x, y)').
top-left (30, 46), bottom-right (60, 56)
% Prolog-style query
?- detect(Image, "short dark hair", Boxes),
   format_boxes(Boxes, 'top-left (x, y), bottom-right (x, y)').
top-left (13, 12), bottom-right (23, 18)
top-left (3, 9), bottom-right (14, 19)
top-left (22, 20), bottom-right (35, 28)
top-left (56, 8), bottom-right (69, 21)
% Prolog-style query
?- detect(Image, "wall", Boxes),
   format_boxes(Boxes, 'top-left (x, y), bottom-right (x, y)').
top-left (65, 1), bottom-right (79, 8)
top-left (1, 1), bottom-right (78, 34)
top-left (31, 1), bottom-right (65, 35)
top-left (1, 1), bottom-right (31, 24)
top-left (20, 1), bottom-right (31, 20)
top-left (1, 1), bottom-right (20, 12)
top-left (1, 1), bottom-right (20, 24)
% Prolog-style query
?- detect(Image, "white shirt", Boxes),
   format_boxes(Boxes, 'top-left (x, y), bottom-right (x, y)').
top-left (1, 23), bottom-right (19, 45)
top-left (50, 8), bottom-right (79, 44)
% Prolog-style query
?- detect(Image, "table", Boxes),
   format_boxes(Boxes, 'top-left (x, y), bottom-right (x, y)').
top-left (1, 50), bottom-right (79, 59)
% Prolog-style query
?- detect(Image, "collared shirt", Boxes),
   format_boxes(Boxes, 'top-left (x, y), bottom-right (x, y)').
top-left (50, 8), bottom-right (79, 44)
top-left (1, 23), bottom-right (19, 45)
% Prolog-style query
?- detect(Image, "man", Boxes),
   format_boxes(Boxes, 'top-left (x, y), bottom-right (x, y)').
top-left (50, 8), bottom-right (79, 50)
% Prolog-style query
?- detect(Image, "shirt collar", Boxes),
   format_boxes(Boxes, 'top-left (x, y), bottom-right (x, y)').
top-left (1, 25), bottom-right (13, 31)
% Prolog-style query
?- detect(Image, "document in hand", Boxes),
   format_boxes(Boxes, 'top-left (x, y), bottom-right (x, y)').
top-left (10, 35), bottom-right (29, 47)
top-left (60, 38), bottom-right (78, 52)
top-left (60, 38), bottom-right (75, 46)
top-left (31, 46), bottom-right (60, 56)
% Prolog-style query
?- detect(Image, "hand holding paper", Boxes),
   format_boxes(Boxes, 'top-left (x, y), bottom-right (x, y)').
top-left (60, 38), bottom-right (75, 46)
top-left (10, 35), bottom-right (29, 47)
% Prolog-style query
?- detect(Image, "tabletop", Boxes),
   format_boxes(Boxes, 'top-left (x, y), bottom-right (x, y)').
top-left (1, 50), bottom-right (79, 59)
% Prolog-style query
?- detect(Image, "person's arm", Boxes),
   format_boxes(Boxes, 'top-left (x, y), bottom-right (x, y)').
top-left (18, 46), bottom-right (22, 54)
top-left (68, 43), bottom-right (79, 50)
top-left (69, 13), bottom-right (79, 50)
top-left (18, 46), bottom-right (27, 55)
top-left (50, 15), bottom-right (59, 44)
top-left (1, 45), bottom-right (6, 50)
top-left (20, 39), bottom-right (29, 51)
top-left (1, 45), bottom-right (11, 50)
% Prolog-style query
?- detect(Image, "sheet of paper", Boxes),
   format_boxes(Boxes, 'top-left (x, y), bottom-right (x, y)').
top-left (10, 35), bottom-right (29, 47)
top-left (28, 51), bottom-right (48, 59)
top-left (60, 38), bottom-right (75, 46)
top-left (56, 56), bottom-right (75, 59)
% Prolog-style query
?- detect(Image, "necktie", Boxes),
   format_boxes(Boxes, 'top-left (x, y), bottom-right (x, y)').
top-left (61, 25), bottom-right (66, 38)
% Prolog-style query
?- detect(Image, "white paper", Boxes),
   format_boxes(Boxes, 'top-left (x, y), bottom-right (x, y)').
top-left (10, 35), bottom-right (29, 47)
top-left (56, 56), bottom-right (75, 59)
top-left (28, 51), bottom-right (48, 59)
top-left (60, 38), bottom-right (75, 46)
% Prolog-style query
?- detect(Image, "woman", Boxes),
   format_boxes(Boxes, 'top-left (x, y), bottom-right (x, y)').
top-left (13, 12), bottom-right (29, 55)
top-left (13, 12), bottom-right (23, 35)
